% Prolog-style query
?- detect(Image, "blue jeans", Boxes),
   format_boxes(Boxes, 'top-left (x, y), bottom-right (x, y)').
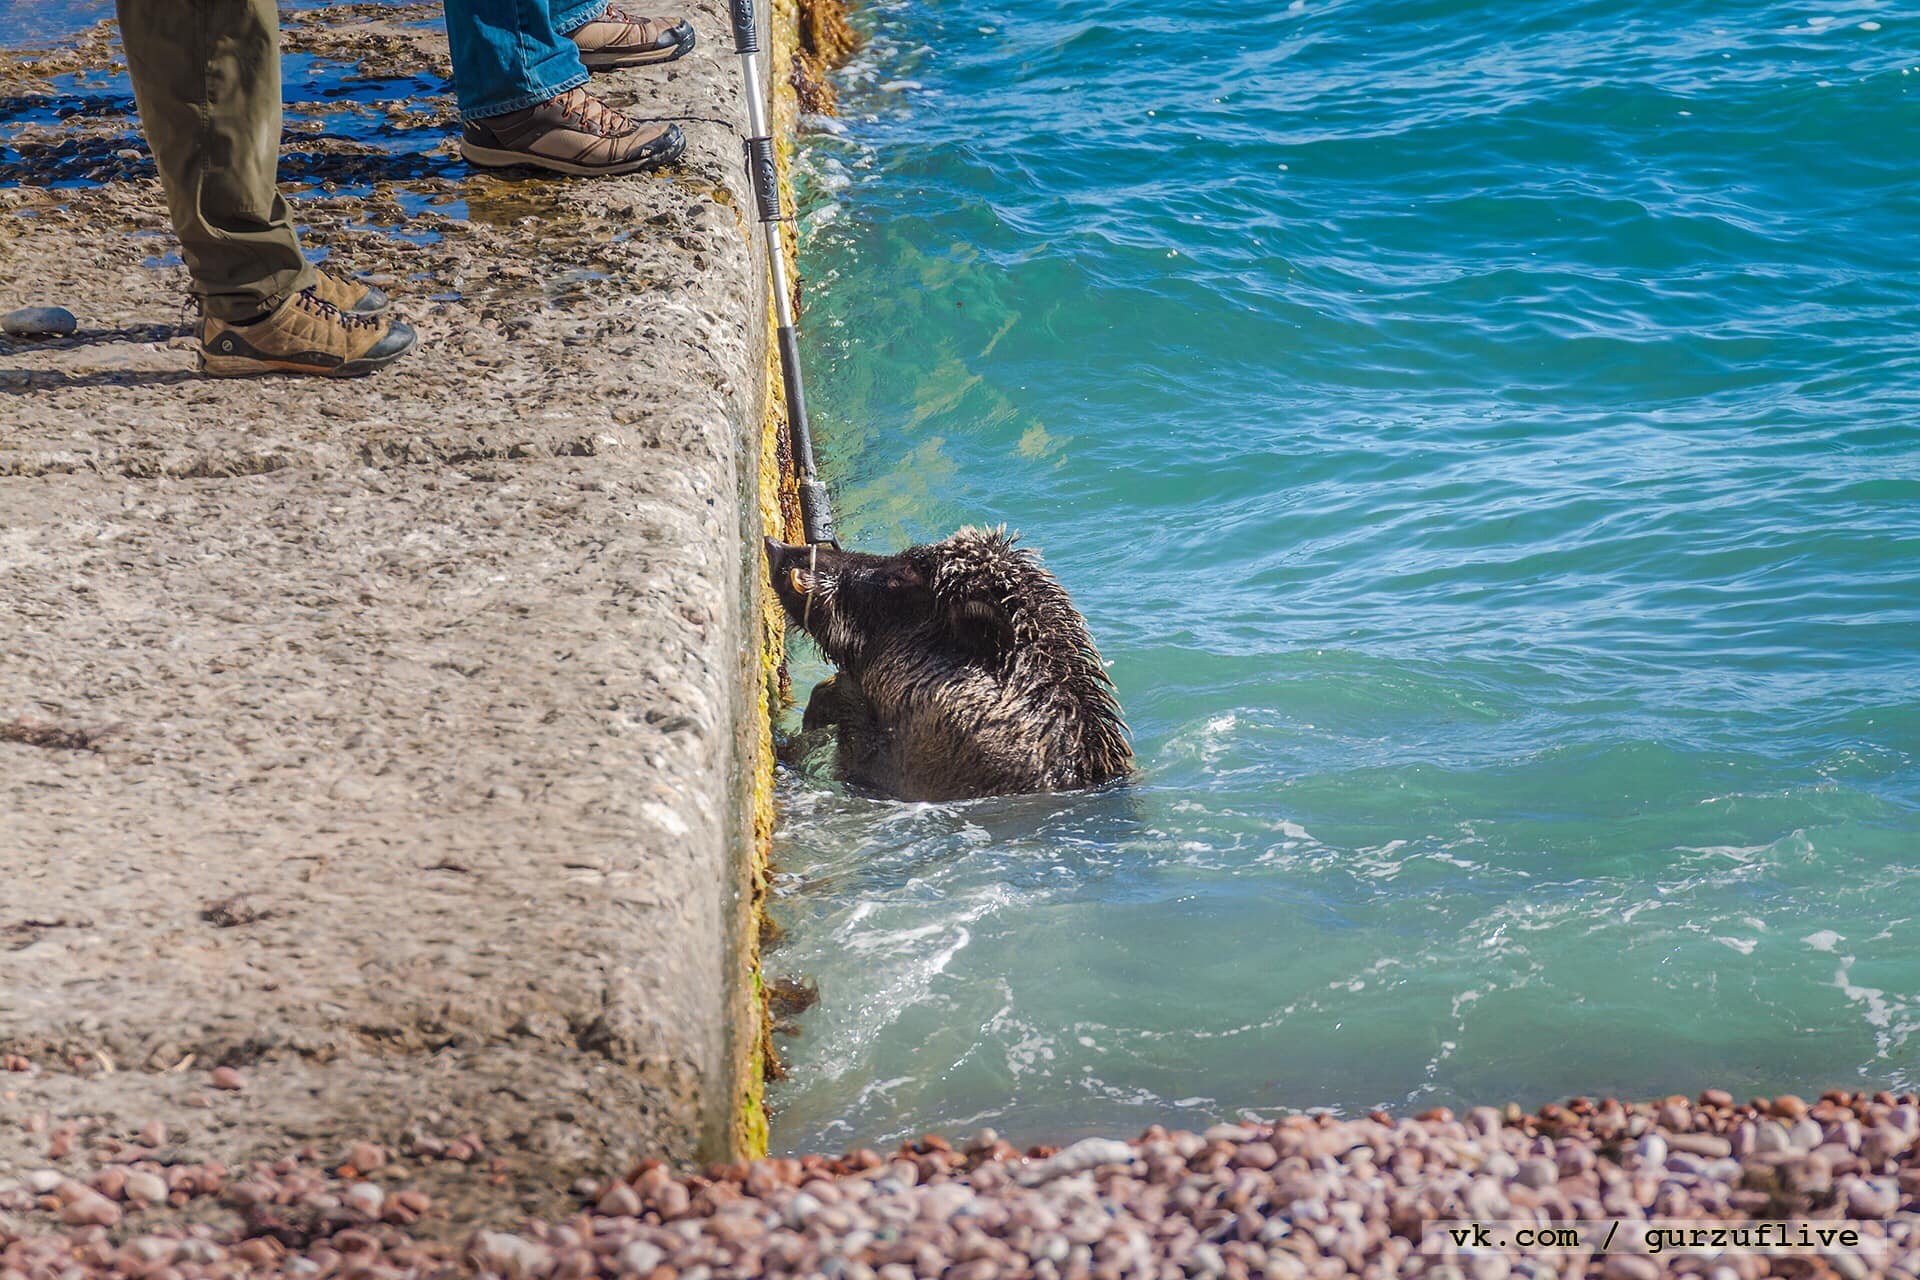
top-left (443, 0), bottom-right (608, 121)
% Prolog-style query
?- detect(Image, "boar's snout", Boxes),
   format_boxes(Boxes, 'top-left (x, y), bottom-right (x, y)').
top-left (766, 537), bottom-right (827, 622)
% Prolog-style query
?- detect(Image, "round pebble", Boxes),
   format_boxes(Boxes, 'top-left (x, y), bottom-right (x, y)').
top-left (122, 1172), bottom-right (168, 1205)
top-left (596, 1182), bottom-right (641, 1216)
top-left (343, 1182), bottom-right (384, 1217)
top-left (1, 305), bottom-right (77, 338)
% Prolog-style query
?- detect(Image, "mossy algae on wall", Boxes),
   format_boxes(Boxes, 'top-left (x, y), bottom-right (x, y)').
top-left (734, 0), bottom-right (859, 1159)
top-left (790, 0), bottom-right (860, 114)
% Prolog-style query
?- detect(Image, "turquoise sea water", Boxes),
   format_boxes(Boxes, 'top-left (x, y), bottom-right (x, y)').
top-left (769, 0), bottom-right (1920, 1153)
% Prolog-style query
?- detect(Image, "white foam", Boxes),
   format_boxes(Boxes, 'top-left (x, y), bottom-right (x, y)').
top-left (1834, 959), bottom-right (1889, 1030)
top-left (1674, 843), bottom-right (1768, 861)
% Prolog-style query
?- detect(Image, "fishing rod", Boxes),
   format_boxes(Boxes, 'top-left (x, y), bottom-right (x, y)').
top-left (728, 0), bottom-right (838, 548)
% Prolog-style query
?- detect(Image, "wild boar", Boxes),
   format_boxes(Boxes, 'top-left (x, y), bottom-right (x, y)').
top-left (765, 527), bottom-right (1131, 801)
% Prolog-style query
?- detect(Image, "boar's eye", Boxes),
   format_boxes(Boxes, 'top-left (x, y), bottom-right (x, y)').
top-left (879, 567), bottom-right (926, 593)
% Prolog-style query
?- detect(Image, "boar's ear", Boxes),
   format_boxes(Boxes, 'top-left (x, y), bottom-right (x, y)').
top-left (948, 597), bottom-right (1016, 661)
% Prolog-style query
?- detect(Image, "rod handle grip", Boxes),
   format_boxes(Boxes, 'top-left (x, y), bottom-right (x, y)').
top-left (744, 136), bottom-right (782, 223)
top-left (729, 0), bottom-right (758, 51)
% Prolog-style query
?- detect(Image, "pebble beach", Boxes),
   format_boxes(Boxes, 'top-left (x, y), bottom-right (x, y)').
top-left (5, 1080), bottom-right (1919, 1279)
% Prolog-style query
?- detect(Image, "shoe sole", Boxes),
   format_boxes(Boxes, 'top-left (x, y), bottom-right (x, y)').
top-left (580, 26), bottom-right (696, 69)
top-left (200, 334), bottom-right (417, 379)
top-left (460, 129), bottom-right (686, 177)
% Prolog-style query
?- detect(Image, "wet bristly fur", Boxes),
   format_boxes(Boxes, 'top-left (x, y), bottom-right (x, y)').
top-left (768, 527), bottom-right (1131, 802)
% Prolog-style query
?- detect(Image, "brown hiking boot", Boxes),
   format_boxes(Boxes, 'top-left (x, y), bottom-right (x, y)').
top-left (460, 87), bottom-right (685, 177)
top-left (309, 268), bottom-right (391, 316)
top-left (570, 7), bottom-right (695, 69)
top-left (199, 287), bottom-right (416, 378)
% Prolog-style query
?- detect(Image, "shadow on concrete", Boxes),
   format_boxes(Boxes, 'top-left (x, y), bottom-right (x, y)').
top-left (0, 366), bottom-right (197, 392)
top-left (0, 322), bottom-right (177, 353)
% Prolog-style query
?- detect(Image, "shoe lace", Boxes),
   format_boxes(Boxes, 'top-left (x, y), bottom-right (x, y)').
top-left (554, 86), bottom-right (637, 138)
top-left (173, 292), bottom-right (203, 346)
top-left (294, 286), bottom-right (378, 330)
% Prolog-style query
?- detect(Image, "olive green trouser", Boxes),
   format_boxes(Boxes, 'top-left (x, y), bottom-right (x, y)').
top-left (116, 0), bottom-right (317, 320)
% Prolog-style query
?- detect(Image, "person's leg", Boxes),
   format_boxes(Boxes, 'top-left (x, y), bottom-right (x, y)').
top-left (115, 0), bottom-right (315, 321)
top-left (442, 0), bottom-right (593, 122)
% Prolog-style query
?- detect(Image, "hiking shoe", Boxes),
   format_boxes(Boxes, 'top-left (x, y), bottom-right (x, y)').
top-left (460, 88), bottom-right (685, 177)
top-left (570, 7), bottom-right (696, 69)
top-left (310, 268), bottom-right (391, 316)
top-left (199, 288), bottom-right (416, 378)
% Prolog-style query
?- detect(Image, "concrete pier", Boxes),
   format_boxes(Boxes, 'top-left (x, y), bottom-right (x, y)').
top-left (0, 0), bottom-right (798, 1215)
